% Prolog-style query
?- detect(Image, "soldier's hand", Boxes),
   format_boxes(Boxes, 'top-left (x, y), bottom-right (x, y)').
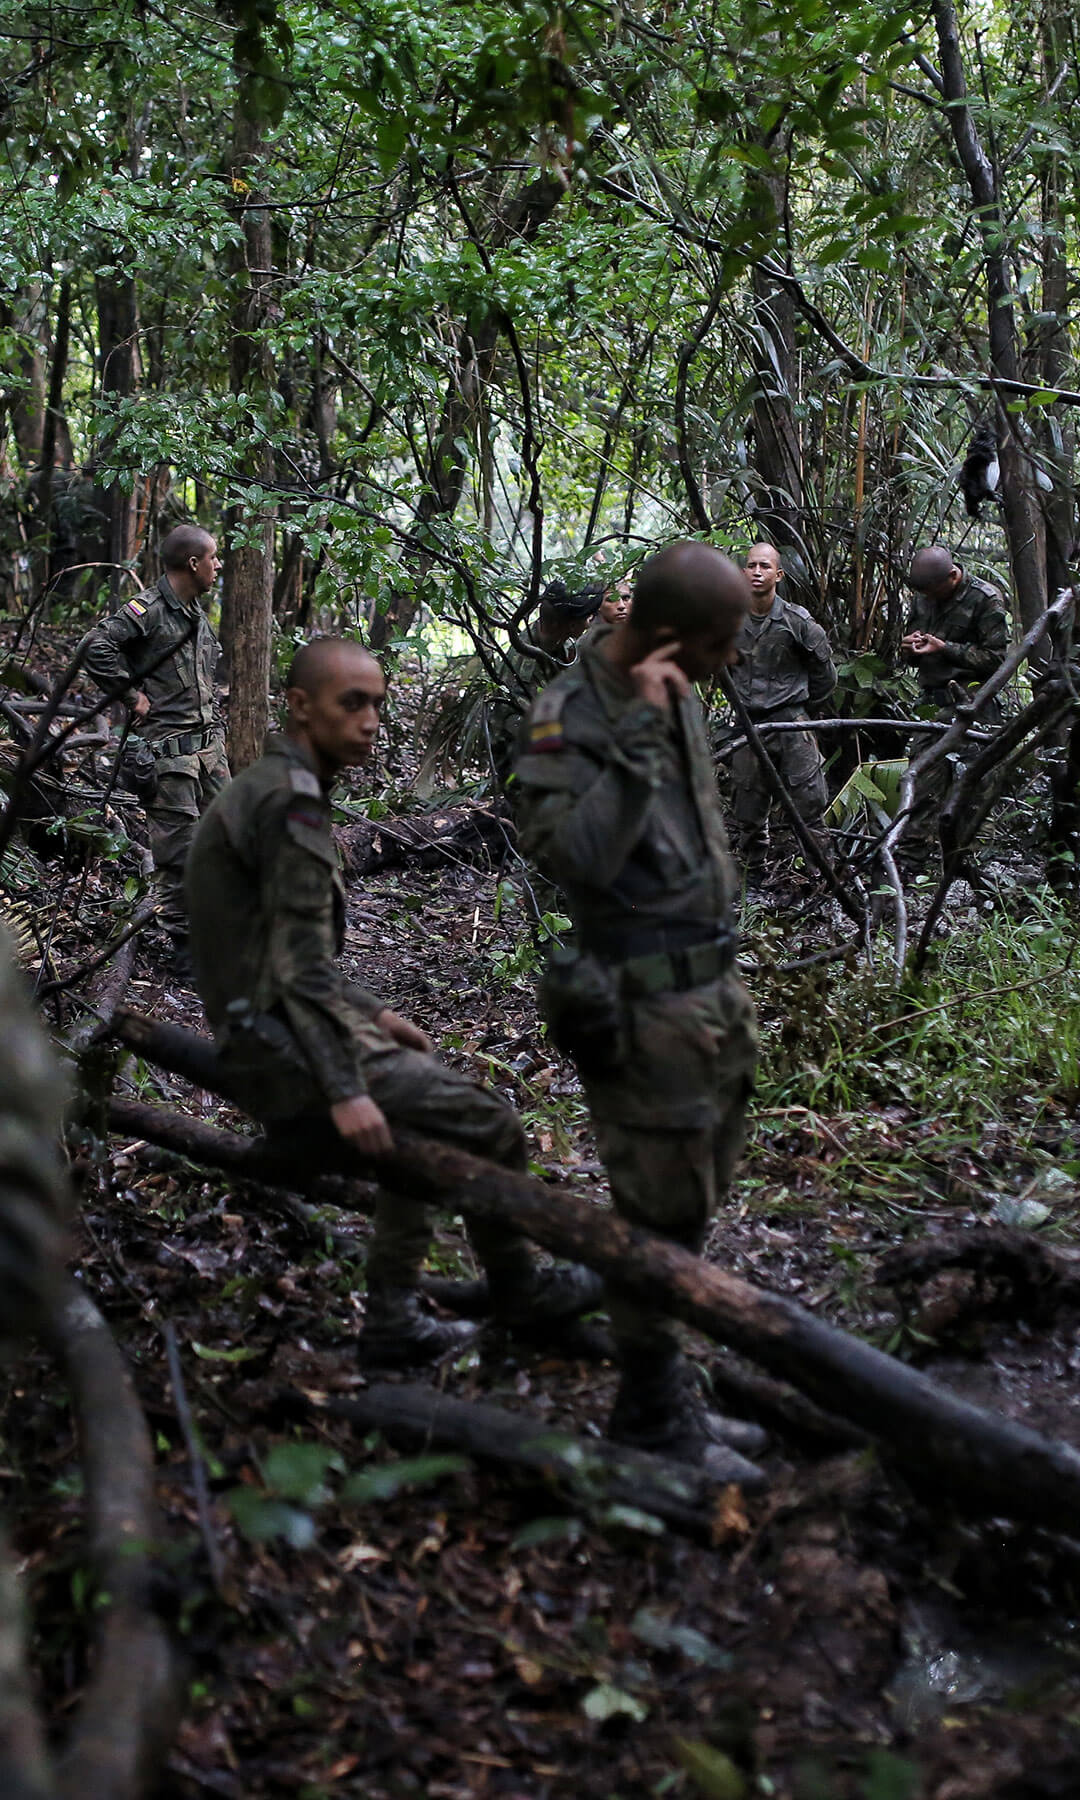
top-left (628, 640), bottom-right (690, 712)
top-left (131, 691), bottom-right (152, 718)
top-left (330, 1094), bottom-right (394, 1155)
top-left (375, 1009), bottom-right (433, 1054)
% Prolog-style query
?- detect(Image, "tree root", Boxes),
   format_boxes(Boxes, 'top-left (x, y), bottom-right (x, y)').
top-left (283, 1381), bottom-right (766, 1538)
top-left (876, 1225), bottom-right (1080, 1328)
top-left (46, 1279), bottom-right (180, 1800)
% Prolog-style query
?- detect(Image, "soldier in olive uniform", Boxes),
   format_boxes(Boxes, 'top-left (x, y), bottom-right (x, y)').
top-left (727, 543), bottom-right (837, 883)
top-left (82, 525), bottom-right (228, 966)
top-left (185, 637), bottom-right (599, 1367)
top-left (901, 545), bottom-right (1011, 864)
top-left (514, 543), bottom-right (762, 1475)
top-left (0, 929), bottom-right (69, 1341)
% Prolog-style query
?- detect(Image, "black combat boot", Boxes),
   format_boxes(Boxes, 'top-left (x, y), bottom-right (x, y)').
top-left (166, 934), bottom-right (195, 984)
top-left (608, 1349), bottom-right (768, 1482)
top-left (491, 1261), bottom-right (605, 1333)
top-left (358, 1285), bottom-right (478, 1369)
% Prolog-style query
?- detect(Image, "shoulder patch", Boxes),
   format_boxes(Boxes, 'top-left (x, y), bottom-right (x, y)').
top-left (526, 683), bottom-right (570, 752)
top-left (124, 598), bottom-right (147, 617)
top-left (288, 766), bottom-right (322, 798)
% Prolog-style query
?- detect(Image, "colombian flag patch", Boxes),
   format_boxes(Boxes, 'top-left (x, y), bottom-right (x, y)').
top-left (124, 598), bottom-right (147, 616)
top-left (529, 718), bottom-right (564, 752)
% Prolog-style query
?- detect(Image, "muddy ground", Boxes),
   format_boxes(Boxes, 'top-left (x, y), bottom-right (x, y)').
top-left (2, 838), bottom-right (1078, 1800)
top-left (4, 631), bottom-right (1080, 1798)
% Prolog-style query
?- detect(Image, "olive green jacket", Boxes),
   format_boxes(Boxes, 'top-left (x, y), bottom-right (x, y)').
top-left (82, 574), bottom-right (222, 742)
top-left (513, 627), bottom-right (736, 942)
top-left (729, 595), bottom-right (837, 718)
top-left (905, 572), bottom-right (1010, 699)
top-left (186, 734), bottom-right (385, 1111)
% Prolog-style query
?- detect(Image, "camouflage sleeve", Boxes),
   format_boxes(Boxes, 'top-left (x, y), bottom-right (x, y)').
top-left (262, 804), bottom-right (368, 1104)
top-left (798, 616), bottom-right (838, 707)
top-left (943, 592), bottom-right (1010, 680)
top-left (81, 603), bottom-right (149, 706)
top-left (513, 698), bottom-right (667, 887)
top-left (0, 934), bottom-right (68, 1339)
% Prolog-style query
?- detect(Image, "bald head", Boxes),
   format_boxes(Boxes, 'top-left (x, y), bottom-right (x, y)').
top-left (632, 540), bottom-right (750, 641)
top-left (161, 524), bottom-right (216, 569)
top-left (286, 637), bottom-right (382, 697)
top-left (908, 546), bottom-right (959, 593)
top-left (285, 637), bottom-right (386, 779)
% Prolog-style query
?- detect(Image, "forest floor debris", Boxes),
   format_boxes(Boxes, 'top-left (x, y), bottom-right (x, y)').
top-left (4, 844), bottom-right (1080, 1798)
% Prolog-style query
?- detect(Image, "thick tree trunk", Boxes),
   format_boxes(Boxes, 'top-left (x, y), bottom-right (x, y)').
top-left (92, 270), bottom-right (139, 609)
top-left (1037, 6), bottom-right (1075, 601)
top-left (102, 1041), bottom-right (1080, 1537)
top-left (221, 101), bottom-right (275, 771)
top-left (932, 0), bottom-right (1047, 633)
top-left (34, 276), bottom-right (72, 595)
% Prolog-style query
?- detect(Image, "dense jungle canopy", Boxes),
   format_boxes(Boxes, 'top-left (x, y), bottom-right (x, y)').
top-left (1, 0), bottom-right (1078, 760)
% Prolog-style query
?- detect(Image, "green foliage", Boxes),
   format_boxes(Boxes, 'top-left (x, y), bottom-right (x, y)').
top-left (226, 1437), bottom-right (464, 1548)
top-left (755, 893), bottom-right (1080, 1122)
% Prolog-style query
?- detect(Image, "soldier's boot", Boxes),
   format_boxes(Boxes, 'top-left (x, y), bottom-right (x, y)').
top-left (608, 1348), bottom-right (768, 1482)
top-left (490, 1260), bottom-right (605, 1335)
top-left (357, 1284), bottom-right (478, 1369)
top-left (166, 934), bottom-right (194, 984)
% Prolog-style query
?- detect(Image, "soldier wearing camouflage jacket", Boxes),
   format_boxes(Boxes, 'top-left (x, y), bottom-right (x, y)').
top-left (727, 544), bottom-right (837, 880)
top-left (186, 637), bottom-right (599, 1367)
top-left (82, 525), bottom-right (228, 957)
top-left (514, 543), bottom-right (762, 1477)
top-left (901, 546), bottom-right (1012, 864)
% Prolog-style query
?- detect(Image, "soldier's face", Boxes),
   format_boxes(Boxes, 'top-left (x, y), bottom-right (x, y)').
top-left (600, 579), bottom-right (632, 624)
top-left (290, 656), bottom-right (386, 773)
top-left (745, 547), bottom-right (781, 601)
top-left (191, 539), bottom-right (221, 595)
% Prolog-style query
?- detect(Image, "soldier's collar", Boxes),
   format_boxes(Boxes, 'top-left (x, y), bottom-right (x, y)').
top-left (264, 731), bottom-right (335, 794)
top-left (157, 573), bottom-right (199, 613)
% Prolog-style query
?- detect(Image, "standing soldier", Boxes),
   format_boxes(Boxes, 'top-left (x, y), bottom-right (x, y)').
top-left (82, 525), bottom-right (228, 972)
top-left (513, 543), bottom-right (762, 1477)
top-left (900, 546), bottom-right (1010, 866)
top-left (727, 543), bottom-right (837, 884)
top-left (185, 637), bottom-right (600, 1367)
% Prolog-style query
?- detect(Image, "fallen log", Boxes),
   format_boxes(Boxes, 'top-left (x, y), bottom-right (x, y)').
top-left (877, 1225), bottom-right (1080, 1325)
top-left (99, 1018), bottom-right (1080, 1536)
top-left (48, 1279), bottom-right (179, 1800)
top-left (285, 1382), bottom-right (765, 1536)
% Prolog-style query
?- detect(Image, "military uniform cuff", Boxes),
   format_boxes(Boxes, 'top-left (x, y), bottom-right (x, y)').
top-left (324, 1074), bottom-right (367, 1104)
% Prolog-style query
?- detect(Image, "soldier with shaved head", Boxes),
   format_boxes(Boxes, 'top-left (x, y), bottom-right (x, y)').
top-left (83, 524), bottom-right (227, 972)
top-left (728, 542), bottom-right (837, 885)
top-left (514, 543), bottom-right (763, 1477)
top-left (186, 637), bottom-right (600, 1366)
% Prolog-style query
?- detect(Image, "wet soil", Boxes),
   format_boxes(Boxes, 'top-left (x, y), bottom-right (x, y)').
top-left (3, 846), bottom-right (1079, 1800)
top-left (3, 628), bottom-right (1080, 1798)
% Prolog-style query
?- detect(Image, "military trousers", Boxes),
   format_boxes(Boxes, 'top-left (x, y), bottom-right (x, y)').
top-left (578, 970), bottom-right (758, 1358)
top-left (149, 737), bottom-right (230, 938)
top-left (234, 1012), bottom-right (535, 1297)
top-left (730, 708), bottom-right (828, 874)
